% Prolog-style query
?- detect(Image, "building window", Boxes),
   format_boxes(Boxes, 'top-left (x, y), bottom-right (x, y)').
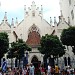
top-left (69, 0), bottom-right (71, 5)
top-left (71, 10), bottom-right (74, 20)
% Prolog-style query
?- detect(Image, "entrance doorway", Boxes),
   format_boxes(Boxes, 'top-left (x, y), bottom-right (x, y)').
top-left (31, 56), bottom-right (41, 74)
top-left (31, 56), bottom-right (41, 68)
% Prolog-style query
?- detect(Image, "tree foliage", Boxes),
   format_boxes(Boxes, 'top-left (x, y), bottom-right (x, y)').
top-left (7, 39), bottom-right (31, 59)
top-left (38, 34), bottom-right (65, 58)
top-left (0, 32), bottom-right (9, 58)
top-left (61, 26), bottom-right (75, 46)
top-left (60, 26), bottom-right (75, 54)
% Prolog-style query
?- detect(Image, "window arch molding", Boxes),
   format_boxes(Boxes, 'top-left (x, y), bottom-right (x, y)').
top-left (28, 24), bottom-right (41, 36)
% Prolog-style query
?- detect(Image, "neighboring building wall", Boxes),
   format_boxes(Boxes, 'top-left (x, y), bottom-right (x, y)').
top-left (0, 13), bottom-right (17, 44)
top-left (60, 0), bottom-right (75, 26)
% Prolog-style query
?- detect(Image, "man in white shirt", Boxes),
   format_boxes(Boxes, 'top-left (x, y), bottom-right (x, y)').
top-left (47, 64), bottom-right (51, 75)
top-left (29, 63), bottom-right (35, 75)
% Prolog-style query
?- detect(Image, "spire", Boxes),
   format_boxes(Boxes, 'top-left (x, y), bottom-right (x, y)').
top-left (50, 17), bottom-right (52, 24)
top-left (3, 12), bottom-right (7, 21)
top-left (40, 5), bottom-right (43, 18)
top-left (28, 7), bottom-right (31, 10)
top-left (31, 1), bottom-right (36, 10)
top-left (11, 18), bottom-right (14, 26)
top-left (15, 17), bottom-right (18, 24)
top-left (59, 10), bottom-right (65, 22)
top-left (36, 7), bottom-right (39, 10)
top-left (68, 17), bottom-right (70, 25)
top-left (24, 5), bottom-right (26, 15)
top-left (32, 1), bottom-right (35, 6)
top-left (54, 17), bottom-right (57, 24)
top-left (24, 5), bottom-right (26, 10)
top-left (41, 5), bottom-right (43, 11)
top-left (59, 16), bottom-right (61, 22)
top-left (60, 10), bottom-right (63, 17)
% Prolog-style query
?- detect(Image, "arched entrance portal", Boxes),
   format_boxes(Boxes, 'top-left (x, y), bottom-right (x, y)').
top-left (31, 56), bottom-right (41, 68)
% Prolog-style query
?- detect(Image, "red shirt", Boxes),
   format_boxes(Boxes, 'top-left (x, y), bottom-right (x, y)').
top-left (41, 67), bottom-right (45, 72)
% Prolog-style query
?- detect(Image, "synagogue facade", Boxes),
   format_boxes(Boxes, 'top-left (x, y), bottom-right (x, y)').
top-left (0, 1), bottom-right (73, 68)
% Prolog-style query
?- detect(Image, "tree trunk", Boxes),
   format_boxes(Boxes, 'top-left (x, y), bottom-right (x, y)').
top-left (15, 58), bottom-right (17, 67)
top-left (19, 58), bottom-right (20, 68)
top-left (57, 56), bottom-right (58, 65)
top-left (43, 55), bottom-right (47, 69)
top-left (0, 58), bottom-right (1, 67)
top-left (11, 58), bottom-right (12, 69)
top-left (49, 57), bottom-right (54, 67)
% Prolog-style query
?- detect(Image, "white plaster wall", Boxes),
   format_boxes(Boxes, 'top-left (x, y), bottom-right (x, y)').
top-left (60, 0), bottom-right (69, 22)
top-left (60, 0), bottom-right (75, 26)
top-left (0, 21), bottom-right (12, 43)
top-left (28, 48), bottom-right (43, 63)
top-left (16, 5), bottom-right (52, 42)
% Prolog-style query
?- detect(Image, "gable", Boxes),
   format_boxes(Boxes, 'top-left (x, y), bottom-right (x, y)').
top-left (0, 21), bottom-right (11, 34)
top-left (0, 21), bottom-right (11, 30)
top-left (57, 21), bottom-right (69, 30)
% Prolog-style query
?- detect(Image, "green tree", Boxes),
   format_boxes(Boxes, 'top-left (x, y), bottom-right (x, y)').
top-left (60, 26), bottom-right (75, 54)
top-left (8, 39), bottom-right (31, 67)
top-left (38, 34), bottom-right (65, 65)
top-left (7, 41), bottom-right (18, 68)
top-left (0, 32), bottom-right (9, 66)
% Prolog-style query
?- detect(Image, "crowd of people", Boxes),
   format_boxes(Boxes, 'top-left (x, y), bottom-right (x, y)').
top-left (0, 58), bottom-right (75, 75)
top-left (0, 63), bottom-right (75, 75)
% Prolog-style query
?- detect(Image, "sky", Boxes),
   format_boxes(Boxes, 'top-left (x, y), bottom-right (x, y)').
top-left (0, 0), bottom-right (60, 24)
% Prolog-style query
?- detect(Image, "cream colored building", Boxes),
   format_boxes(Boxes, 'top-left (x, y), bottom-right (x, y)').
top-left (60, 0), bottom-right (75, 26)
top-left (59, 0), bottom-right (75, 67)
top-left (0, 1), bottom-right (74, 68)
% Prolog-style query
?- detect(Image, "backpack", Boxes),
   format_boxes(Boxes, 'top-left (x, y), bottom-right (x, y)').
top-left (51, 67), bottom-right (54, 74)
top-left (55, 66), bottom-right (59, 73)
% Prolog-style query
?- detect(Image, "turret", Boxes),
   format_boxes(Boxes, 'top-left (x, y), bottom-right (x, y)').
top-left (15, 17), bottom-right (18, 26)
top-left (24, 5), bottom-right (26, 18)
top-left (41, 5), bottom-right (43, 14)
top-left (50, 17), bottom-right (52, 26)
top-left (24, 5), bottom-right (26, 11)
top-left (68, 17), bottom-right (70, 25)
top-left (40, 5), bottom-right (43, 18)
top-left (36, 7), bottom-right (39, 10)
top-left (59, 10), bottom-right (65, 22)
top-left (3, 12), bottom-right (8, 22)
top-left (54, 17), bottom-right (57, 24)
top-left (11, 18), bottom-right (14, 26)
top-left (24, 5), bottom-right (26, 14)
top-left (31, 1), bottom-right (36, 10)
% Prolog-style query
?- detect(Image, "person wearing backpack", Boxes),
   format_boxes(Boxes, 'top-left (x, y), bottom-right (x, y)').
top-left (51, 66), bottom-right (54, 75)
top-left (54, 64), bottom-right (59, 75)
